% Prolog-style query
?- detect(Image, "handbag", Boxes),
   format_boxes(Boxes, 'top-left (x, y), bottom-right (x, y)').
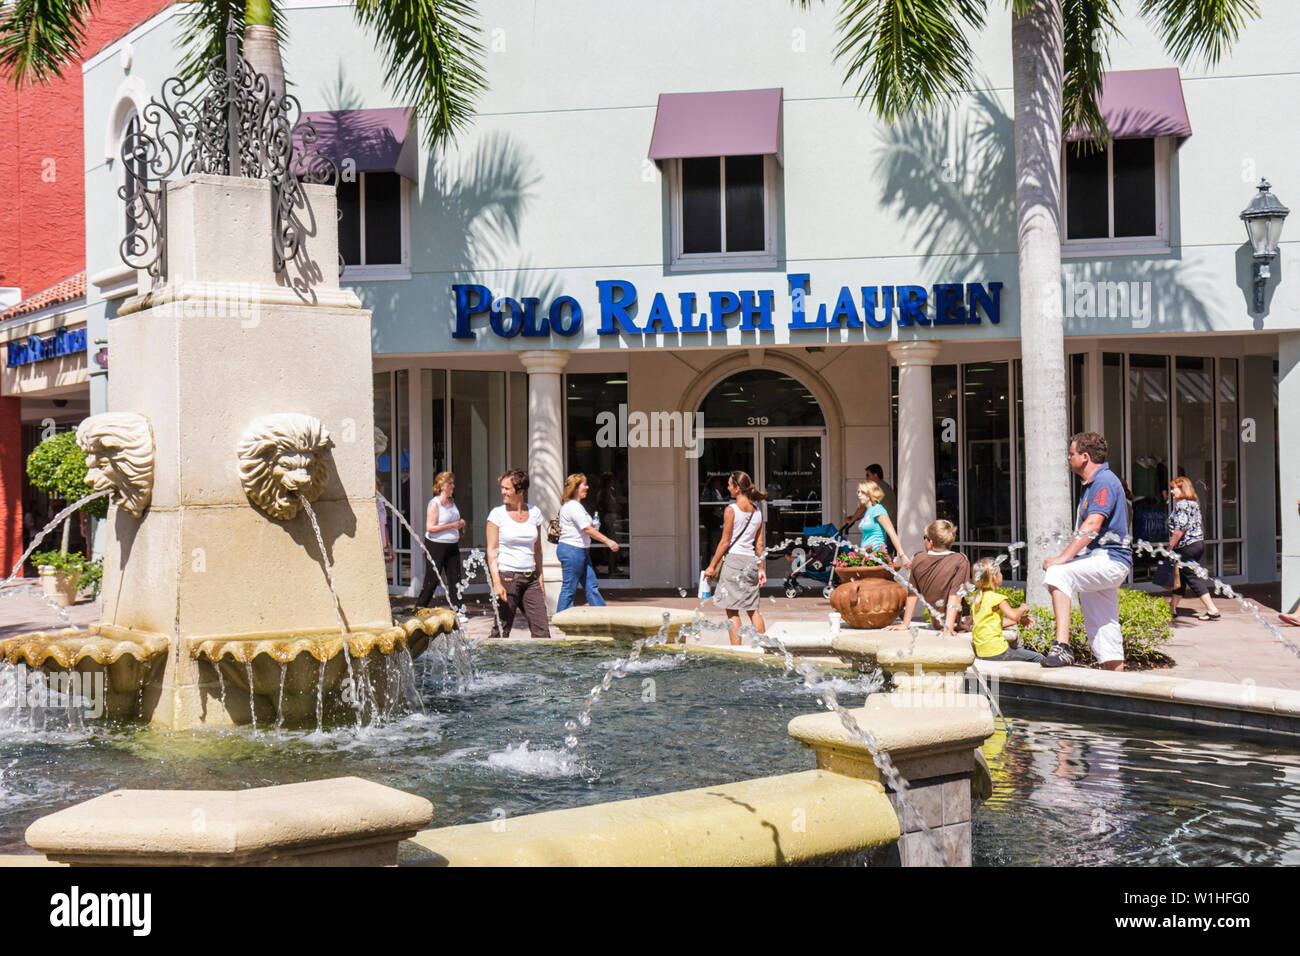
top-left (1153, 558), bottom-right (1180, 591)
top-left (547, 516), bottom-right (561, 544)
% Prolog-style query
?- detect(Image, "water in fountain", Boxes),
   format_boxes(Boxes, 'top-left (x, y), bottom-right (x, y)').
top-left (375, 491), bottom-right (488, 679)
top-left (295, 494), bottom-right (368, 731)
top-left (276, 665), bottom-right (287, 734)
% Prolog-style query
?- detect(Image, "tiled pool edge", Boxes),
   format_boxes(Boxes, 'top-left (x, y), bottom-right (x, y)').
top-left (972, 660), bottom-right (1300, 738)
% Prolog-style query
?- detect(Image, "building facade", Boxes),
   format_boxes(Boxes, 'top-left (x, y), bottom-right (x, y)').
top-left (0, 0), bottom-right (172, 574)
top-left (80, 1), bottom-right (1297, 609)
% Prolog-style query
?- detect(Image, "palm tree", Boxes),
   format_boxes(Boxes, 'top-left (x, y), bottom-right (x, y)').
top-left (0, 0), bottom-right (486, 149)
top-left (798, 0), bottom-right (1258, 602)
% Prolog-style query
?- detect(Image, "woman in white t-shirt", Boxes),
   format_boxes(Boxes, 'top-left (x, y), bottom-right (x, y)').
top-left (485, 468), bottom-right (550, 639)
top-left (416, 471), bottom-right (465, 609)
top-left (556, 473), bottom-right (621, 612)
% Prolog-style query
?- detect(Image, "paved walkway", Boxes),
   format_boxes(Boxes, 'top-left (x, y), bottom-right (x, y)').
top-left (6, 580), bottom-right (1300, 691)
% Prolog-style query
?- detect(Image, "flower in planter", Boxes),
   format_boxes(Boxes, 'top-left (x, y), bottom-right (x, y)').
top-left (833, 545), bottom-right (890, 568)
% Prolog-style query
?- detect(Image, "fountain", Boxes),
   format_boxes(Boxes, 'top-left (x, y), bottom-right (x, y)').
top-left (0, 30), bottom-right (455, 731)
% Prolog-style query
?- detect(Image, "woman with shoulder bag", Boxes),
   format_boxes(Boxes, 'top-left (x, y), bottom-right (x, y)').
top-left (486, 468), bottom-right (550, 639)
top-left (703, 471), bottom-right (767, 646)
top-left (556, 473), bottom-right (620, 612)
top-left (1166, 476), bottom-right (1220, 621)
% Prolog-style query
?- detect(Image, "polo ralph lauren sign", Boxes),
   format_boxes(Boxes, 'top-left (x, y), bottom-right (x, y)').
top-left (451, 274), bottom-right (1002, 340)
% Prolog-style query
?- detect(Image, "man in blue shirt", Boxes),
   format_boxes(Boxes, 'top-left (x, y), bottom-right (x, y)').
top-left (1041, 432), bottom-right (1131, 670)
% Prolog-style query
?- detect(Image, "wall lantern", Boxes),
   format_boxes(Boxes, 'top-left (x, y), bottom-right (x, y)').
top-left (1239, 178), bottom-right (1289, 313)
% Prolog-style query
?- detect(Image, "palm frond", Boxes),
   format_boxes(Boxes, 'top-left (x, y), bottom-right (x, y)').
top-left (1140, 0), bottom-right (1260, 66)
top-left (827, 0), bottom-right (988, 121)
top-left (353, 0), bottom-right (487, 150)
top-left (0, 0), bottom-right (98, 88)
top-left (176, 0), bottom-right (291, 86)
top-left (1062, 0), bottom-right (1122, 149)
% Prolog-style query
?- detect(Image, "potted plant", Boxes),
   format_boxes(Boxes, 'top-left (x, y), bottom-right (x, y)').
top-left (832, 544), bottom-right (893, 583)
top-left (25, 431), bottom-right (109, 597)
top-left (829, 545), bottom-right (906, 629)
top-left (28, 550), bottom-right (101, 607)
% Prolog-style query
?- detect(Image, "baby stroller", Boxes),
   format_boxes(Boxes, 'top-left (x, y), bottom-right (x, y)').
top-left (783, 521), bottom-right (854, 598)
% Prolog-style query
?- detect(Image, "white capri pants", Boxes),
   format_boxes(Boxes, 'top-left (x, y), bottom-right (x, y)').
top-left (1042, 549), bottom-right (1129, 664)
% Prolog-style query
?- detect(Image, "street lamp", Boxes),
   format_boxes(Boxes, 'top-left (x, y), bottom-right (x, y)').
top-left (1240, 178), bottom-right (1289, 313)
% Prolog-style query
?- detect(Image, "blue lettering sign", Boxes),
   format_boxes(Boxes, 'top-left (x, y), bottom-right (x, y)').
top-left (967, 282), bottom-right (1002, 324)
top-left (5, 327), bottom-right (87, 368)
top-left (643, 293), bottom-right (677, 333)
top-left (452, 284), bottom-right (490, 339)
top-left (597, 280), bottom-right (639, 335)
top-left (449, 276), bottom-right (1006, 341)
top-left (549, 296), bottom-right (583, 336)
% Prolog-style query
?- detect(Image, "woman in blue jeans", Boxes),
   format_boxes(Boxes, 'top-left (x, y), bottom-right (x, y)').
top-left (556, 473), bottom-right (620, 612)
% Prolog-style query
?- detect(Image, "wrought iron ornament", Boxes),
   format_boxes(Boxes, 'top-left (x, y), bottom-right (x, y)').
top-left (119, 22), bottom-right (340, 280)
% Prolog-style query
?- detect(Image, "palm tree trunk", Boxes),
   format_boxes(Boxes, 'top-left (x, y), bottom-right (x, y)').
top-left (1013, 0), bottom-right (1073, 605)
top-left (243, 0), bottom-right (285, 99)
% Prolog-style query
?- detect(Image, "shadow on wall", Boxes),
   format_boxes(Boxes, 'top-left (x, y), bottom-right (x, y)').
top-left (1235, 242), bottom-right (1284, 329)
top-left (874, 89), bottom-right (1215, 334)
top-left (366, 130), bottom-right (561, 348)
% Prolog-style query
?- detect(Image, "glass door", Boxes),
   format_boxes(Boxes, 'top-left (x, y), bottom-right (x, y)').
top-left (697, 435), bottom-right (754, 574)
top-left (762, 434), bottom-right (824, 553)
top-left (694, 430), bottom-right (826, 578)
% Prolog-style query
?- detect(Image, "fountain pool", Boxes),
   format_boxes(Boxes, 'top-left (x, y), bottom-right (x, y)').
top-left (3, 642), bottom-right (1299, 864)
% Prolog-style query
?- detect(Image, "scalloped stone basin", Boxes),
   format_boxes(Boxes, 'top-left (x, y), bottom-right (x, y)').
top-left (191, 610), bottom-right (459, 725)
top-left (832, 630), bottom-right (975, 694)
top-left (552, 606), bottom-right (699, 643)
top-left (0, 624), bottom-right (170, 717)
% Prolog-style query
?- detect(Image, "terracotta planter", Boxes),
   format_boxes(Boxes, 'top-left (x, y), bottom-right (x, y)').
top-left (829, 575), bottom-right (907, 629)
top-left (37, 566), bottom-right (81, 607)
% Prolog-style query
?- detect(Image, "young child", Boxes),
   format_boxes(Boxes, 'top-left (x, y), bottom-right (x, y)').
top-left (969, 558), bottom-right (1046, 663)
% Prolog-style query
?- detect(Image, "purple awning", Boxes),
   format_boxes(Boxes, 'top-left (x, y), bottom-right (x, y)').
top-left (1066, 68), bottom-right (1191, 141)
top-left (647, 88), bottom-right (782, 160)
top-left (295, 107), bottom-right (419, 180)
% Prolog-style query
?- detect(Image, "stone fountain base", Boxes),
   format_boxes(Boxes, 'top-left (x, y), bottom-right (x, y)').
top-left (1, 610), bottom-right (458, 729)
top-left (0, 624), bottom-right (170, 718)
top-left (190, 610), bottom-right (458, 726)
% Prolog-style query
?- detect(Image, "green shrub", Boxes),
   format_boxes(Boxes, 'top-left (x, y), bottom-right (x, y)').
top-left (992, 586), bottom-right (1172, 665)
top-left (29, 550), bottom-right (104, 598)
top-left (26, 432), bottom-right (108, 519)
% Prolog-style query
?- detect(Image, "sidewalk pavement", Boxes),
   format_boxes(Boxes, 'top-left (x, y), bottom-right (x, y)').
top-left (6, 580), bottom-right (1300, 692)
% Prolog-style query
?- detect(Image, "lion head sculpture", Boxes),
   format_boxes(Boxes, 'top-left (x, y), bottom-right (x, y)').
top-left (75, 413), bottom-right (155, 518)
top-left (237, 413), bottom-right (334, 521)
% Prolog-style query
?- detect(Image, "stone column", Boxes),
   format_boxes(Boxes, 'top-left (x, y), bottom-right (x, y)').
top-left (520, 350), bottom-right (569, 616)
top-left (0, 397), bottom-right (22, 577)
top-left (888, 342), bottom-right (940, 557)
top-left (1242, 354), bottom-right (1278, 587)
top-left (1280, 333), bottom-right (1300, 618)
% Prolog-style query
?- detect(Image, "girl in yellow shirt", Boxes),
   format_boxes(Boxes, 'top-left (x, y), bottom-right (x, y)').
top-left (969, 559), bottom-right (1046, 663)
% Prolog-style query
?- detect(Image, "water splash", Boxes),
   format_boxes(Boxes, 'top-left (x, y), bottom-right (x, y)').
top-left (297, 494), bottom-right (363, 729)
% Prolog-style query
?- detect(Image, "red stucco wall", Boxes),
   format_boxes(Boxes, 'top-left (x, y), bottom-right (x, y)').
top-left (0, 0), bottom-right (174, 297)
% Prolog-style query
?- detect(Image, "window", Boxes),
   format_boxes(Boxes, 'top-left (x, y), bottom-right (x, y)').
top-left (122, 112), bottom-right (147, 240)
top-left (1063, 137), bottom-right (1170, 253)
top-left (670, 155), bottom-right (775, 268)
top-left (338, 171), bottom-right (409, 278)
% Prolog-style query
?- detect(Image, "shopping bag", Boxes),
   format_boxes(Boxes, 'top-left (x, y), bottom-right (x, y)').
top-left (1153, 559), bottom-right (1179, 590)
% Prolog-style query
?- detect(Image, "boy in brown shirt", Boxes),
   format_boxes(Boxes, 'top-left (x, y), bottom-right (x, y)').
top-left (885, 520), bottom-right (970, 634)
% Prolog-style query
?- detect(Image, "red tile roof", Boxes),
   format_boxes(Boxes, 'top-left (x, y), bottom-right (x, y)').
top-left (1, 273), bottom-right (87, 321)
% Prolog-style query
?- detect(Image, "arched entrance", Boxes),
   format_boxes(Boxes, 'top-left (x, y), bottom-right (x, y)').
top-left (692, 369), bottom-right (827, 576)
